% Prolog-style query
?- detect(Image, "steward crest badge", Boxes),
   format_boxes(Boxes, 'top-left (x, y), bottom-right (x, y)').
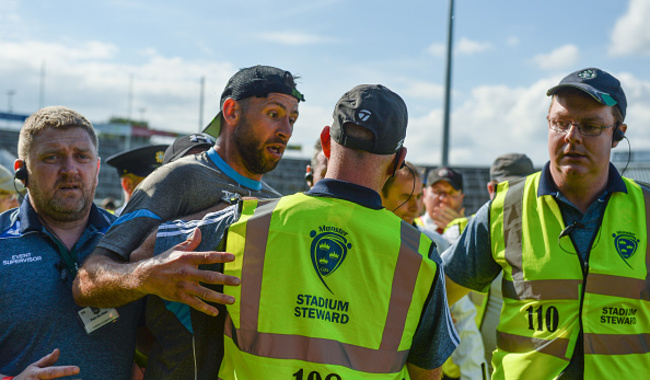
top-left (310, 227), bottom-right (351, 293)
top-left (613, 231), bottom-right (640, 268)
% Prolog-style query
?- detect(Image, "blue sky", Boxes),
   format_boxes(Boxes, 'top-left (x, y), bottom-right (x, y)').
top-left (2, 0), bottom-right (650, 167)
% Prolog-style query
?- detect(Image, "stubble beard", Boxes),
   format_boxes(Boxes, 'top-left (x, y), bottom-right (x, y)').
top-left (233, 113), bottom-right (282, 175)
top-left (30, 175), bottom-right (96, 222)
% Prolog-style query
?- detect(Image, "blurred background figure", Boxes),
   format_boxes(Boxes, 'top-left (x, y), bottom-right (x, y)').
top-left (419, 167), bottom-right (465, 234)
top-left (381, 160), bottom-right (450, 250)
top-left (305, 137), bottom-right (328, 189)
top-left (162, 133), bottom-right (215, 165)
top-left (100, 197), bottom-right (117, 213)
top-left (106, 144), bottom-right (168, 215)
top-left (471, 153), bottom-right (535, 375)
top-left (0, 163), bottom-right (24, 213)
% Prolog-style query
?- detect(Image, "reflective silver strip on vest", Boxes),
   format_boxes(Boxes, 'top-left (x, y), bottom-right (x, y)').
top-left (502, 179), bottom-right (526, 285)
top-left (226, 204), bottom-right (423, 373)
top-left (502, 278), bottom-right (582, 300)
top-left (496, 331), bottom-right (650, 359)
top-left (496, 331), bottom-right (570, 361)
top-left (239, 198), bottom-right (279, 332)
top-left (584, 333), bottom-right (650, 355)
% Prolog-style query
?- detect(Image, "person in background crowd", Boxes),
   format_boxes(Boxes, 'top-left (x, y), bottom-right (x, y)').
top-left (305, 138), bottom-right (328, 189)
top-left (443, 67), bottom-right (647, 378)
top-left (73, 65), bottom-right (304, 379)
top-left (467, 153), bottom-right (536, 376)
top-left (162, 133), bottom-right (215, 165)
top-left (381, 161), bottom-right (450, 252)
top-left (149, 84), bottom-right (458, 378)
top-left (105, 144), bottom-right (168, 215)
top-left (100, 196), bottom-right (117, 213)
top-left (0, 106), bottom-right (141, 379)
top-left (0, 163), bottom-right (24, 213)
top-left (418, 167), bottom-right (465, 234)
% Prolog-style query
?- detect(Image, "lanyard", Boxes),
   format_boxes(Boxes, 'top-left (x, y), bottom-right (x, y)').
top-left (52, 237), bottom-right (79, 279)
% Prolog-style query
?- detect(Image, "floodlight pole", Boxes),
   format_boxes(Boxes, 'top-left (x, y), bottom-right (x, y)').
top-left (441, 0), bottom-right (455, 166)
top-left (199, 76), bottom-right (205, 132)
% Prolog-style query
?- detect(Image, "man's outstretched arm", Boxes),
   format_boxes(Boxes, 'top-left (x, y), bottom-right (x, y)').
top-left (73, 228), bottom-right (240, 316)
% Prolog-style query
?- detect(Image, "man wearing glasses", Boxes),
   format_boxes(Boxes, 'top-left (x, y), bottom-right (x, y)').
top-left (443, 68), bottom-right (649, 378)
top-left (418, 167), bottom-right (466, 235)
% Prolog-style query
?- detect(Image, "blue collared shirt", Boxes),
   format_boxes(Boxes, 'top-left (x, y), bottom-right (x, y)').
top-left (307, 178), bottom-right (384, 210)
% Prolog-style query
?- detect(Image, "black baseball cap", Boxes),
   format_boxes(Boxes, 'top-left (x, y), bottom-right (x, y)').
top-left (203, 65), bottom-right (305, 138)
top-left (106, 144), bottom-right (168, 177)
top-left (426, 167), bottom-right (463, 191)
top-left (162, 133), bottom-right (215, 165)
top-left (331, 84), bottom-right (407, 155)
top-left (546, 67), bottom-right (627, 120)
top-left (490, 153), bottom-right (535, 182)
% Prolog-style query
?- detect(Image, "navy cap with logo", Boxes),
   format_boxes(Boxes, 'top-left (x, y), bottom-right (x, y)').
top-left (426, 167), bottom-right (463, 191)
top-left (106, 144), bottom-right (168, 177)
top-left (546, 67), bottom-right (627, 120)
top-left (162, 133), bottom-right (215, 165)
top-left (331, 84), bottom-right (407, 155)
top-left (203, 65), bottom-right (305, 138)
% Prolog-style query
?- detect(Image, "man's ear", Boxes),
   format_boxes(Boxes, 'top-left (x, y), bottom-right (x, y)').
top-left (320, 126), bottom-right (331, 159)
top-left (612, 123), bottom-right (627, 148)
top-left (222, 98), bottom-right (240, 131)
top-left (389, 147), bottom-right (408, 177)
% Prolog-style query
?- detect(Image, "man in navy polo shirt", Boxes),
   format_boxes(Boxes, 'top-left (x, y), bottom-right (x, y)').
top-left (0, 106), bottom-right (141, 379)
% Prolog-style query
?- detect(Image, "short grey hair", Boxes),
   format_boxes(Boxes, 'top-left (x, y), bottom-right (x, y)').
top-left (18, 106), bottom-right (98, 160)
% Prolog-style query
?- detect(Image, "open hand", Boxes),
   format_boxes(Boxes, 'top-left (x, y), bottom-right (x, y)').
top-left (14, 349), bottom-right (80, 380)
top-left (140, 228), bottom-right (240, 316)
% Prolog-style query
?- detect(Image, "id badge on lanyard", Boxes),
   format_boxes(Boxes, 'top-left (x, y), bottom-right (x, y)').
top-left (53, 237), bottom-right (120, 334)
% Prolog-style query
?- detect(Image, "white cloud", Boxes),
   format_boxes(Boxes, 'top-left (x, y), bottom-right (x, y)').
top-left (256, 31), bottom-right (335, 46)
top-left (609, 0), bottom-right (650, 56)
top-left (0, 0), bottom-right (23, 39)
top-left (426, 43), bottom-right (446, 57)
top-left (507, 36), bottom-right (520, 47)
top-left (0, 38), bottom-right (237, 136)
top-left (426, 38), bottom-right (491, 58)
top-left (404, 71), bottom-right (650, 167)
top-left (531, 44), bottom-right (580, 70)
top-left (406, 78), bottom-right (561, 167)
top-left (456, 37), bottom-right (492, 55)
top-left (402, 82), bottom-right (445, 101)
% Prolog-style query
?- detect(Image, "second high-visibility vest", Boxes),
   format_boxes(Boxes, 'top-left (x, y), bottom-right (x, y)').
top-left (220, 193), bottom-right (439, 379)
top-left (489, 173), bottom-right (650, 379)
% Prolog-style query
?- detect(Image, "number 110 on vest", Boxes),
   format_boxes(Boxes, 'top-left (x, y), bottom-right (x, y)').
top-left (293, 369), bottom-right (342, 380)
top-left (527, 305), bottom-right (560, 332)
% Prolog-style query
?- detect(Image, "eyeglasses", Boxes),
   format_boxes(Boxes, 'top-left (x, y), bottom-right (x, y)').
top-left (547, 117), bottom-right (617, 137)
top-left (429, 189), bottom-right (461, 199)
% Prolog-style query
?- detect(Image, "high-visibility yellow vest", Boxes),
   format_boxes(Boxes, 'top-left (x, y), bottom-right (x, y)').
top-left (219, 193), bottom-right (439, 379)
top-left (489, 173), bottom-right (650, 379)
top-left (443, 216), bottom-right (470, 236)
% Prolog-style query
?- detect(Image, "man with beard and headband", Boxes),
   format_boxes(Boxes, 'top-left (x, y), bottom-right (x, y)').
top-left (73, 65), bottom-right (304, 379)
top-left (0, 106), bottom-right (141, 379)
